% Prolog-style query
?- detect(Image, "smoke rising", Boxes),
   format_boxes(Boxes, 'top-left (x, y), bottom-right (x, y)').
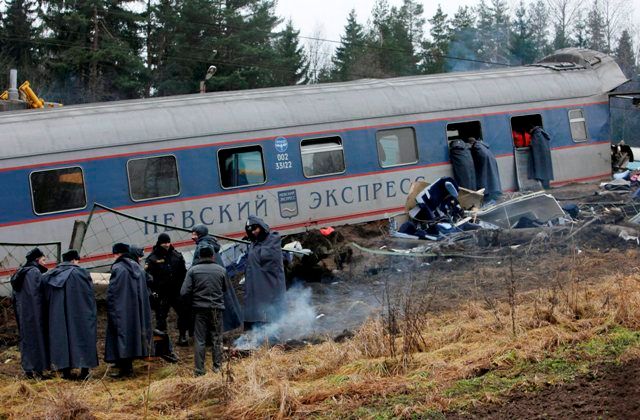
top-left (234, 284), bottom-right (319, 349)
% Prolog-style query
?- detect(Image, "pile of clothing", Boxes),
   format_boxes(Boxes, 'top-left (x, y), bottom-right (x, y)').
top-left (397, 177), bottom-right (481, 240)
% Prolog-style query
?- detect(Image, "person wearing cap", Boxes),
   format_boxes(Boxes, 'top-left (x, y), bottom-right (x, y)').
top-left (191, 224), bottom-right (222, 266)
top-left (10, 247), bottom-right (49, 378)
top-left (145, 233), bottom-right (188, 345)
top-left (42, 250), bottom-right (98, 380)
top-left (104, 243), bottom-right (153, 378)
top-left (243, 215), bottom-right (286, 331)
top-left (180, 245), bottom-right (227, 376)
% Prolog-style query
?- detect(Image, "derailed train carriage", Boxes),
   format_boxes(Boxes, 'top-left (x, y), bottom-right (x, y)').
top-left (0, 48), bottom-right (628, 276)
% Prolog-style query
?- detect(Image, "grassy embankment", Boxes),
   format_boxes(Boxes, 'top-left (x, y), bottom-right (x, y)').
top-left (1, 255), bottom-right (640, 419)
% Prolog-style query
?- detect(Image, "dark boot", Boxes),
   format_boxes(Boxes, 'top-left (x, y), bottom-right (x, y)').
top-left (78, 368), bottom-right (90, 380)
top-left (61, 368), bottom-right (74, 380)
top-left (110, 360), bottom-right (134, 378)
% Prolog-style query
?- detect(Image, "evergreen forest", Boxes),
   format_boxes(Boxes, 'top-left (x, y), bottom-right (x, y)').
top-left (0, 0), bottom-right (637, 105)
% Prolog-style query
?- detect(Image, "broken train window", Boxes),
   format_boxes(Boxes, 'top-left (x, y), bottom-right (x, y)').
top-left (568, 109), bottom-right (588, 142)
top-left (218, 145), bottom-right (266, 189)
top-left (376, 127), bottom-right (418, 168)
top-left (30, 166), bottom-right (87, 215)
top-left (446, 121), bottom-right (483, 144)
top-left (127, 155), bottom-right (180, 201)
top-left (301, 136), bottom-right (345, 178)
top-left (510, 114), bottom-right (543, 148)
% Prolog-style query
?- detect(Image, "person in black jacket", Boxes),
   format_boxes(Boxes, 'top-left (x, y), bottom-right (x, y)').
top-left (42, 249), bottom-right (98, 380)
top-left (180, 246), bottom-right (226, 376)
top-left (11, 247), bottom-right (49, 378)
top-left (145, 233), bottom-right (189, 345)
top-left (191, 224), bottom-right (223, 266)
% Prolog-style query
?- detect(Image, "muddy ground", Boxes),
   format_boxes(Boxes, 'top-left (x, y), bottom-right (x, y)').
top-left (1, 182), bottom-right (640, 417)
top-left (449, 358), bottom-right (640, 419)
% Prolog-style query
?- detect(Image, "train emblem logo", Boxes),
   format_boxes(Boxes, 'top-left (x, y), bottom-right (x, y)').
top-left (278, 189), bottom-right (298, 219)
top-left (275, 137), bottom-right (288, 153)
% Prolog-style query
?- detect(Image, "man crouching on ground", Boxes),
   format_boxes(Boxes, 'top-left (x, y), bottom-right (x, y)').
top-left (180, 246), bottom-right (226, 376)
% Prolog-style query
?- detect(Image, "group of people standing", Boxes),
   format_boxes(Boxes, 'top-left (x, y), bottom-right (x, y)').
top-left (10, 216), bottom-right (287, 379)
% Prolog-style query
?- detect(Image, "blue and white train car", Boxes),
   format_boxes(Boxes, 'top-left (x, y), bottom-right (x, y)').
top-left (0, 48), bottom-right (628, 274)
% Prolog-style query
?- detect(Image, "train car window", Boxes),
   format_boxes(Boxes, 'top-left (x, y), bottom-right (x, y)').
top-left (510, 114), bottom-right (543, 147)
top-left (127, 155), bottom-right (180, 201)
top-left (446, 121), bottom-right (483, 143)
top-left (568, 109), bottom-right (588, 142)
top-left (218, 145), bottom-right (266, 188)
top-left (30, 167), bottom-right (87, 215)
top-left (376, 127), bottom-right (418, 167)
top-left (301, 137), bottom-right (345, 178)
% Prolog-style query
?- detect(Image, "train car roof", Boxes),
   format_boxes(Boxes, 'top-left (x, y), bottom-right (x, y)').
top-left (0, 48), bottom-right (627, 162)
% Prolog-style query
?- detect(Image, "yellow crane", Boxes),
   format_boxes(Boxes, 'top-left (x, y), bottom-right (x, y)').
top-left (1, 79), bottom-right (62, 109)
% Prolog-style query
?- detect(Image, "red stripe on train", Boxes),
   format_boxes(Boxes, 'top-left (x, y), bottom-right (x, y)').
top-left (0, 141), bottom-right (611, 228)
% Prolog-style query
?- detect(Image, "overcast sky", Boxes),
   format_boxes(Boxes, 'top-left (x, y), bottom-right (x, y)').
top-left (276, 0), bottom-right (640, 52)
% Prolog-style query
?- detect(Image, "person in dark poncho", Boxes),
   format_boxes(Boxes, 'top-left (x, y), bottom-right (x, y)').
top-left (42, 249), bottom-right (97, 380)
top-left (528, 126), bottom-right (554, 189)
top-left (448, 139), bottom-right (476, 190)
top-left (191, 225), bottom-right (223, 266)
top-left (11, 247), bottom-right (49, 378)
top-left (469, 138), bottom-right (502, 202)
top-left (145, 233), bottom-right (189, 345)
top-left (243, 216), bottom-right (286, 331)
top-left (104, 243), bottom-right (153, 378)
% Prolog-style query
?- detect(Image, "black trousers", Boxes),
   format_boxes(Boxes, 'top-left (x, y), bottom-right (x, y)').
top-left (155, 293), bottom-right (189, 334)
top-left (193, 308), bottom-right (223, 375)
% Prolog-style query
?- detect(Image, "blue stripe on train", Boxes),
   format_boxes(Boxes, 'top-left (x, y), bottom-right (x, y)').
top-left (0, 103), bottom-right (611, 224)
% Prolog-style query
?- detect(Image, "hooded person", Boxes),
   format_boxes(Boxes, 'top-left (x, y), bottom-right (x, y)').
top-left (528, 126), bottom-right (554, 189)
top-left (42, 249), bottom-right (98, 379)
top-left (104, 243), bottom-right (153, 378)
top-left (10, 247), bottom-right (49, 378)
top-left (191, 225), bottom-right (223, 266)
top-left (145, 233), bottom-right (189, 345)
top-left (242, 216), bottom-right (286, 331)
top-left (469, 138), bottom-right (502, 202)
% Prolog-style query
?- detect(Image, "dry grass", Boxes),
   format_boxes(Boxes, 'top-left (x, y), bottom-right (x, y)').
top-left (2, 270), bottom-right (640, 418)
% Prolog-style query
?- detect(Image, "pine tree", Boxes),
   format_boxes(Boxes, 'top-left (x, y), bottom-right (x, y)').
top-left (615, 29), bottom-right (636, 78)
top-left (475, 0), bottom-right (510, 66)
top-left (146, 0), bottom-right (181, 96)
top-left (491, 0), bottom-right (510, 63)
top-left (331, 10), bottom-right (366, 81)
top-left (475, 0), bottom-right (494, 65)
top-left (421, 4), bottom-right (449, 74)
top-left (367, 0), bottom-right (422, 77)
top-left (41, 0), bottom-right (147, 103)
top-left (208, 0), bottom-right (281, 92)
top-left (509, 1), bottom-right (535, 65)
top-left (587, 0), bottom-right (606, 52)
top-left (573, 9), bottom-right (589, 48)
top-left (1, 0), bottom-right (40, 83)
top-left (446, 6), bottom-right (476, 72)
top-left (528, 0), bottom-right (550, 59)
top-left (153, 0), bottom-right (220, 96)
top-left (271, 20), bottom-right (308, 86)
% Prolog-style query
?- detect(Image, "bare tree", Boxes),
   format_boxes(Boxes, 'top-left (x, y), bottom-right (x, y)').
top-left (599, 0), bottom-right (633, 53)
top-left (305, 24), bottom-right (333, 84)
top-left (546, 0), bottom-right (580, 49)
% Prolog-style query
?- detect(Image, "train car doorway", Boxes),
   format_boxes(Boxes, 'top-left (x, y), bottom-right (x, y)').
top-left (511, 114), bottom-right (543, 191)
